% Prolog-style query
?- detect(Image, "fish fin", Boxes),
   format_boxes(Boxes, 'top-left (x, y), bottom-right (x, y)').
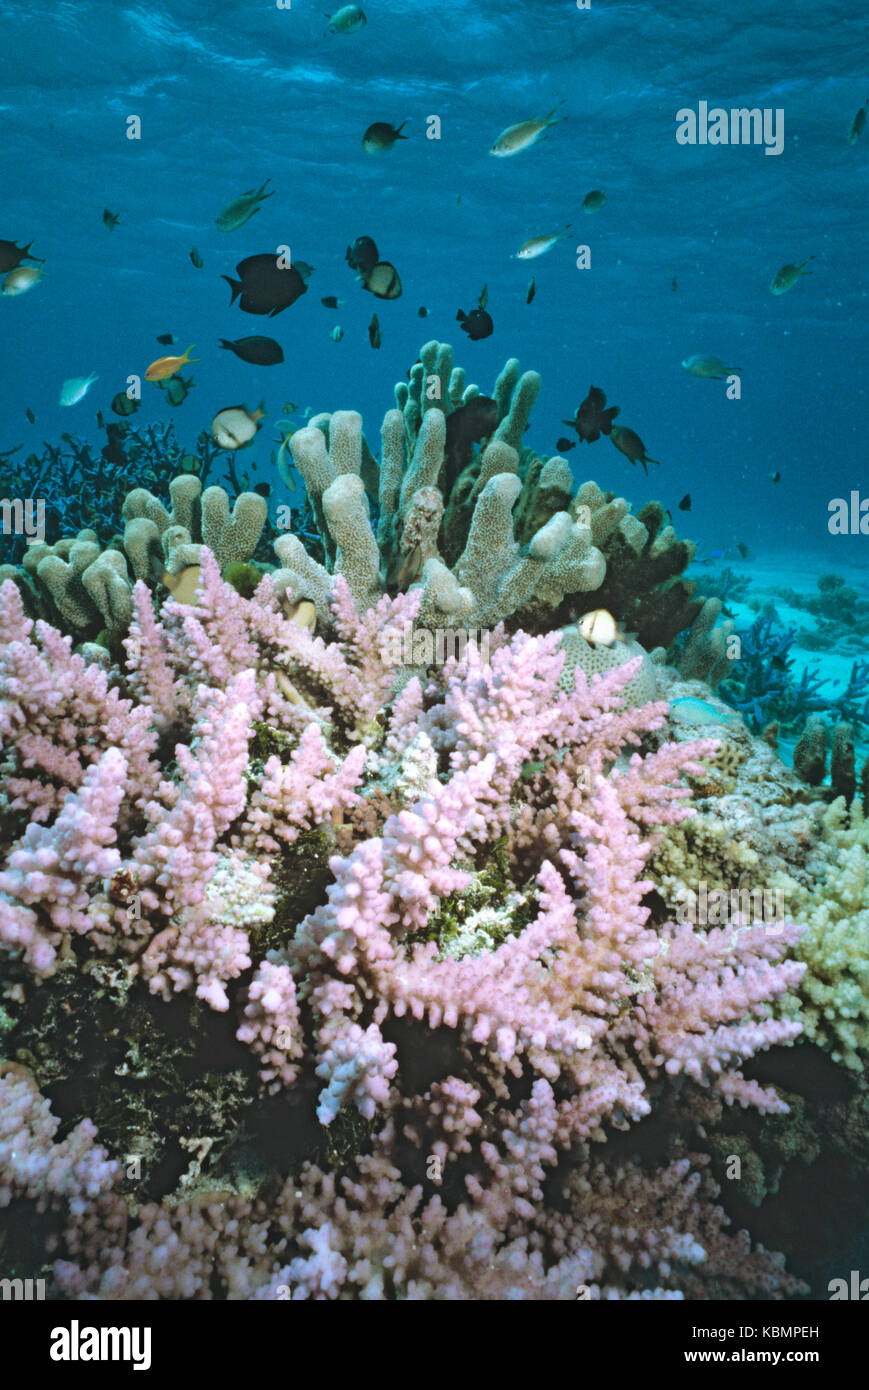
top-left (395, 120), bottom-right (409, 136)
top-left (544, 98), bottom-right (567, 123)
top-left (222, 275), bottom-right (242, 304)
top-left (218, 339), bottom-right (233, 351)
top-left (183, 345), bottom-right (199, 364)
top-left (456, 310), bottom-right (467, 322)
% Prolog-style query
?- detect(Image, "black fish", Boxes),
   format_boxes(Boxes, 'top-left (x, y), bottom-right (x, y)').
top-left (368, 313), bottom-right (381, 349)
top-left (678, 493), bottom-right (691, 511)
top-left (346, 236), bottom-right (379, 276)
top-left (736, 542), bottom-right (750, 559)
top-left (190, 247), bottom-right (204, 268)
top-left (103, 209), bottom-right (120, 230)
top-left (25, 408), bottom-right (35, 424)
top-left (321, 296), bottom-right (341, 308)
top-left (555, 436), bottom-right (576, 453)
top-left (111, 391), bottom-right (139, 417)
top-left (417, 306), bottom-right (428, 317)
top-left (526, 278), bottom-right (536, 304)
top-left (156, 333), bottom-right (175, 345)
top-left (456, 306), bottom-right (493, 340)
top-left (253, 482), bottom-right (271, 498)
top-left (770, 470), bottom-right (781, 483)
top-left (442, 396), bottom-right (499, 496)
top-left (562, 385), bottom-right (619, 443)
top-left (101, 423), bottom-right (127, 465)
top-left (223, 253), bottom-right (308, 317)
top-left (219, 335), bottom-right (285, 366)
top-left (0, 239), bottom-right (41, 273)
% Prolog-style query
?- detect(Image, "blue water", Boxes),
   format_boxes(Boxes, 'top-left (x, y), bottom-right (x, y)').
top-left (1, 0), bottom-right (867, 560)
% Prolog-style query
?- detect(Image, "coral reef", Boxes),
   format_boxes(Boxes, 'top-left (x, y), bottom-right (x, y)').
top-left (0, 557), bottom-right (812, 1298)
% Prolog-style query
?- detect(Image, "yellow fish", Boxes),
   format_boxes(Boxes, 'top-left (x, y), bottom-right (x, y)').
top-left (145, 345), bottom-right (198, 381)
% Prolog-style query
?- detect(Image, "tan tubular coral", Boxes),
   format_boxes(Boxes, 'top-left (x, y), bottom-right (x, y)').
top-left (35, 537), bottom-right (101, 628)
top-left (322, 475), bottom-right (381, 610)
top-left (81, 550), bottom-right (134, 634)
top-left (201, 486), bottom-right (268, 570)
top-left (271, 533), bottom-right (334, 625)
top-left (677, 597), bottom-right (736, 688)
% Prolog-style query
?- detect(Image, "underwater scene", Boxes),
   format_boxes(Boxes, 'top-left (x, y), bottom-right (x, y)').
top-left (1, 0), bottom-right (869, 1318)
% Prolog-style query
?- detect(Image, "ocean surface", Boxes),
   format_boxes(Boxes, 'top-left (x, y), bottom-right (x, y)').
top-left (1, 0), bottom-right (867, 566)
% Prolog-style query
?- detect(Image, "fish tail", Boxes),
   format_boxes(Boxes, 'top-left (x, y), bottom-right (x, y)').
top-left (456, 310), bottom-right (467, 322)
top-left (396, 120), bottom-right (409, 137)
top-left (183, 345), bottom-right (199, 364)
top-left (222, 275), bottom-right (242, 304)
top-left (544, 98), bottom-right (567, 124)
top-left (218, 339), bottom-right (232, 351)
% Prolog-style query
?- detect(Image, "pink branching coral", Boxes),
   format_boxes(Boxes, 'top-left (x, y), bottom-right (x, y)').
top-left (0, 556), bottom-right (808, 1299)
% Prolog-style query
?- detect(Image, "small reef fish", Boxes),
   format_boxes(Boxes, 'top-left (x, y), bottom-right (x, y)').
top-left (331, 325), bottom-right (344, 341)
top-left (442, 396), bottom-right (499, 495)
top-left (223, 253), bottom-right (308, 316)
top-left (325, 5), bottom-right (366, 34)
top-left (156, 333), bottom-right (175, 345)
top-left (25, 407), bottom-right (35, 423)
top-left (362, 261), bottom-right (402, 299)
top-left (111, 391), bottom-right (140, 417)
top-left (678, 493), bottom-right (691, 511)
top-left (417, 305), bottom-right (428, 317)
top-left (346, 236), bottom-right (379, 275)
top-left (770, 470), bottom-right (781, 483)
top-left (216, 179), bottom-right (274, 232)
top-left (0, 239), bottom-right (41, 273)
top-left (163, 374), bottom-right (193, 406)
top-left (190, 247), bottom-right (204, 268)
top-left (219, 335), bottom-right (284, 366)
top-left (582, 189), bottom-right (606, 213)
top-left (103, 209), bottom-right (120, 230)
top-left (321, 296), bottom-right (344, 308)
top-left (526, 278), bottom-right (535, 304)
top-left (59, 373), bottom-right (98, 407)
top-left (2, 264), bottom-right (44, 295)
top-left (770, 257), bottom-right (814, 295)
top-left (555, 436), bottom-right (576, 452)
top-left (362, 121), bottom-right (408, 153)
top-left (671, 276), bottom-right (678, 291)
top-left (681, 354), bottom-right (740, 378)
top-left (848, 98), bottom-right (868, 144)
top-left (562, 385), bottom-right (619, 443)
top-left (516, 227), bottom-right (570, 259)
top-left (456, 305), bottom-right (493, 340)
top-left (670, 696), bottom-right (738, 726)
top-left (368, 313), bottom-right (381, 348)
top-left (490, 100), bottom-right (566, 156)
top-left (145, 345), bottom-right (197, 381)
top-left (211, 403), bottom-right (266, 450)
top-left (577, 608), bottom-right (620, 647)
top-left (610, 424), bottom-right (659, 473)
